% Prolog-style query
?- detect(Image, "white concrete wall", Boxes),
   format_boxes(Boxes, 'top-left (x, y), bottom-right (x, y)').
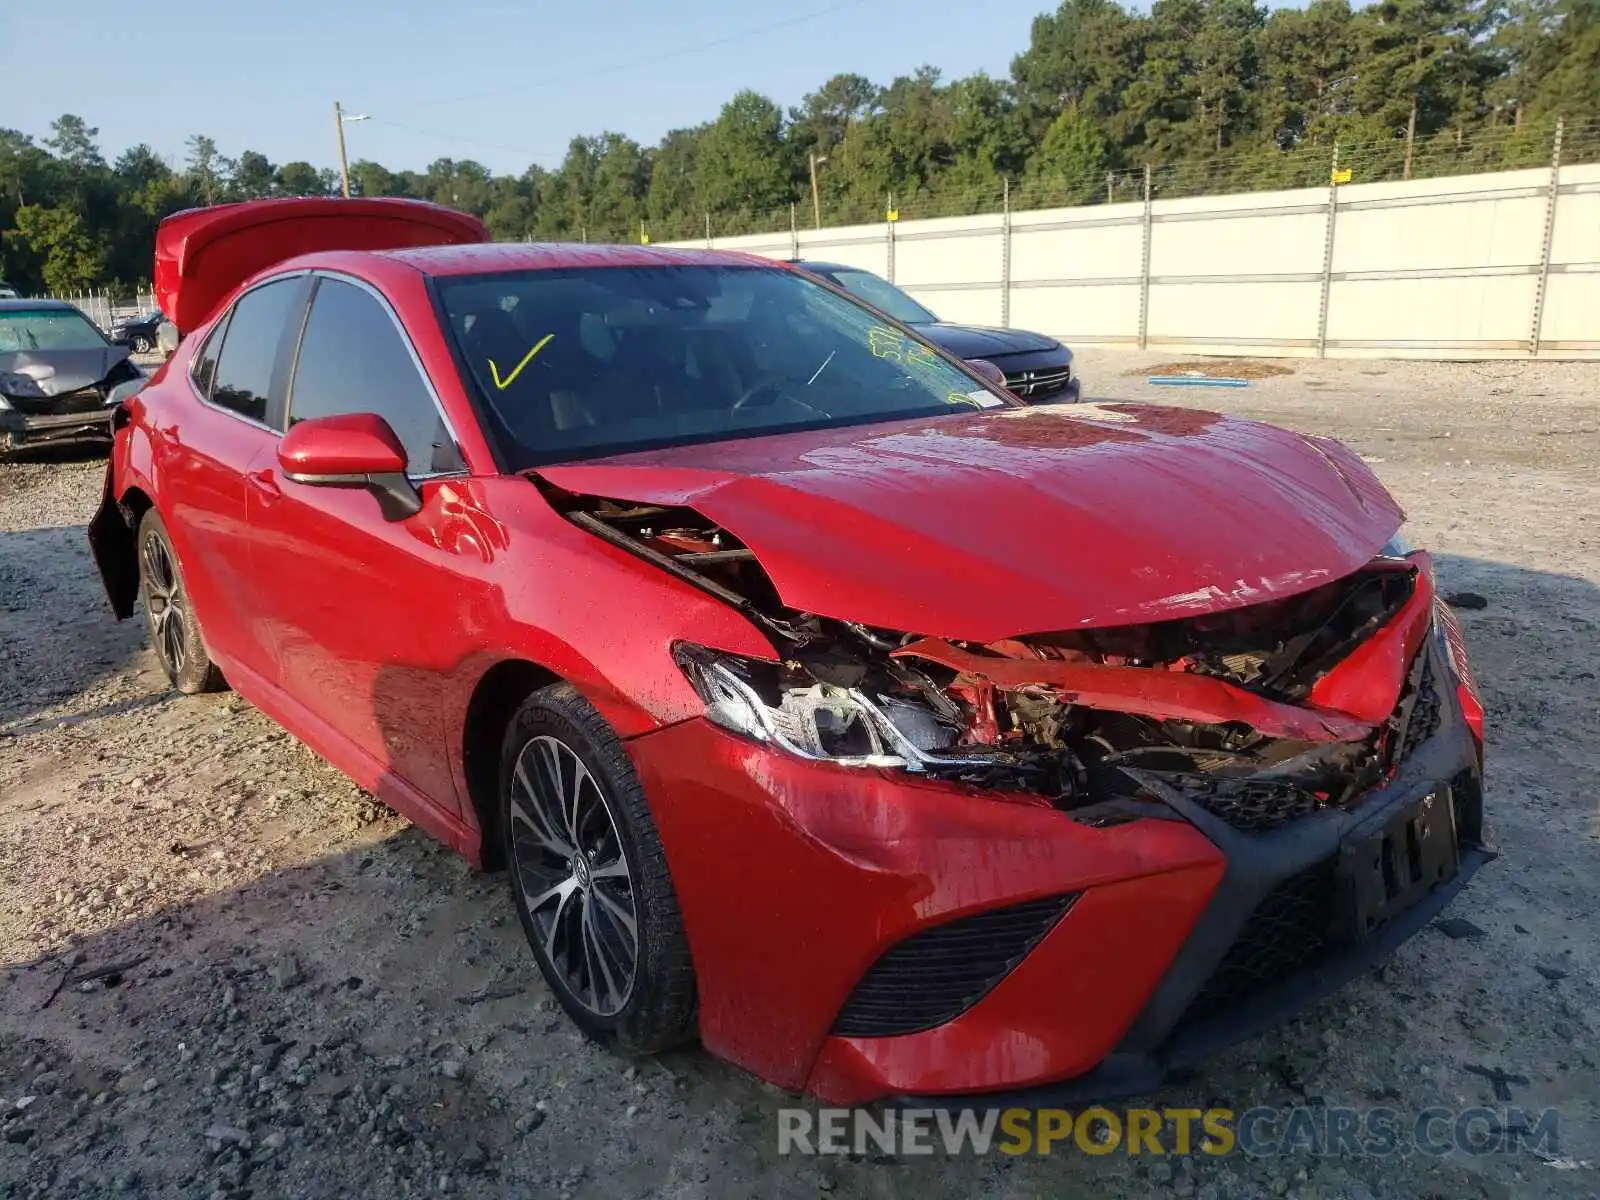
top-left (668, 162), bottom-right (1600, 360)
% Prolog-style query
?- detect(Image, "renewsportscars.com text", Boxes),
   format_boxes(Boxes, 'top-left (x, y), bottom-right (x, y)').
top-left (777, 1105), bottom-right (1562, 1159)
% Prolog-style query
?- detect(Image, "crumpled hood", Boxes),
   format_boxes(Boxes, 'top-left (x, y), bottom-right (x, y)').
top-left (912, 322), bottom-right (1061, 359)
top-left (536, 403), bottom-right (1404, 642)
top-left (0, 347), bottom-right (129, 397)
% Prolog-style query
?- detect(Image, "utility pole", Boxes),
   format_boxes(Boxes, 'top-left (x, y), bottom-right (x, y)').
top-left (333, 104), bottom-right (369, 199)
top-left (808, 151), bottom-right (827, 230)
top-left (334, 101), bottom-right (352, 198)
top-left (1403, 96), bottom-right (1418, 181)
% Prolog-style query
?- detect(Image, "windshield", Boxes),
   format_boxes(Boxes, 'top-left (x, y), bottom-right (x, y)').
top-left (821, 268), bottom-right (938, 325)
top-left (436, 264), bottom-right (1009, 467)
top-left (0, 309), bottom-right (109, 353)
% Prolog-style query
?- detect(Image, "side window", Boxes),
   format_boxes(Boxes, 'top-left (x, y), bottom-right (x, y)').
top-left (210, 278), bottom-right (303, 425)
top-left (189, 311), bottom-right (231, 399)
top-left (289, 278), bottom-right (463, 475)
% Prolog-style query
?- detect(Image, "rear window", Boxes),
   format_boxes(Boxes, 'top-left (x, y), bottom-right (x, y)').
top-left (436, 264), bottom-right (1007, 468)
top-left (209, 278), bottom-right (303, 425)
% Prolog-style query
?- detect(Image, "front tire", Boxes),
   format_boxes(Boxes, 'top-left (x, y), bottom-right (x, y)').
top-left (137, 510), bottom-right (226, 694)
top-left (500, 684), bottom-right (696, 1053)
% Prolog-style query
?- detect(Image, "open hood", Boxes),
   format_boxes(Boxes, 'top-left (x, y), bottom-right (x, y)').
top-left (535, 403), bottom-right (1404, 642)
top-left (154, 197), bottom-right (488, 333)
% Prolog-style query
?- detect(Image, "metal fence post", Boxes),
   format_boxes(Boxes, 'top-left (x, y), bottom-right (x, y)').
top-left (1317, 143), bottom-right (1341, 359)
top-left (790, 203), bottom-right (799, 259)
top-left (1001, 178), bottom-right (1012, 329)
top-left (704, 212), bottom-right (712, 250)
top-left (1529, 117), bottom-right (1564, 356)
top-left (886, 192), bottom-right (896, 283)
top-left (1138, 165), bottom-right (1153, 351)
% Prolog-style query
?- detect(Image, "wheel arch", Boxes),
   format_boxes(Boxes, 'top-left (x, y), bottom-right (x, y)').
top-left (461, 658), bottom-right (564, 870)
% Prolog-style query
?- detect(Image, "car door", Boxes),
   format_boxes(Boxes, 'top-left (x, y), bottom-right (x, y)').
top-left (244, 272), bottom-right (472, 815)
top-left (153, 273), bottom-right (308, 683)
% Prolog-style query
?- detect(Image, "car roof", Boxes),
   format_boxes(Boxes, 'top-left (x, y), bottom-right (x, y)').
top-left (0, 297), bottom-right (82, 313)
top-left (374, 242), bottom-right (780, 277)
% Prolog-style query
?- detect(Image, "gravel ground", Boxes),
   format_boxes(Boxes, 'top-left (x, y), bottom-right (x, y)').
top-left (2, 350), bottom-right (1598, 1199)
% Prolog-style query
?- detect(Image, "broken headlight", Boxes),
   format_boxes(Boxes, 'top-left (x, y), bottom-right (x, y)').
top-left (1379, 529), bottom-right (1411, 558)
top-left (105, 376), bottom-right (147, 407)
top-left (0, 372), bottom-right (45, 399)
top-left (673, 643), bottom-right (968, 770)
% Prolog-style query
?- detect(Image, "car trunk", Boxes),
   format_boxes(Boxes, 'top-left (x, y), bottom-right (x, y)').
top-left (154, 197), bottom-right (489, 333)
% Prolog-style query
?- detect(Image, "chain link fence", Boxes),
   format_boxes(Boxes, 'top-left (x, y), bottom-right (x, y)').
top-left (19, 290), bottom-right (159, 334)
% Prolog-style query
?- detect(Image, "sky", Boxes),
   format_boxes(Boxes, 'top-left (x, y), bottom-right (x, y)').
top-left (4, 0), bottom-right (1078, 178)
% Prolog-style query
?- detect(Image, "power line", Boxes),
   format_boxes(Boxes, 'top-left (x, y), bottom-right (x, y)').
top-left (398, 0), bottom-right (871, 110)
top-left (361, 118), bottom-right (565, 163)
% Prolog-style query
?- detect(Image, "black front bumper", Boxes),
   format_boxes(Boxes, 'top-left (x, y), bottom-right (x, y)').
top-left (0, 407), bottom-right (116, 448)
top-left (900, 635), bottom-right (1490, 1108)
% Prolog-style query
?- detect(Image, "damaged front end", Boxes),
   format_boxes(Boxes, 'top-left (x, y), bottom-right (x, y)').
top-left (543, 485), bottom-right (1478, 834)
top-left (0, 351), bottom-right (146, 453)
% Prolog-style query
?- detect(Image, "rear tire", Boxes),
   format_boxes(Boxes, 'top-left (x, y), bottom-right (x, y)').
top-left (137, 509), bottom-right (226, 694)
top-left (131, 335), bottom-right (153, 354)
top-left (500, 683), bottom-right (696, 1054)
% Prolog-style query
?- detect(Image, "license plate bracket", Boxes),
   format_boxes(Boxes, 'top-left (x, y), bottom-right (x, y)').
top-left (1337, 790), bottom-right (1460, 941)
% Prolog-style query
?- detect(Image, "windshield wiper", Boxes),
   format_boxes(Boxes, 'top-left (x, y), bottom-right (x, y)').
top-left (806, 350), bottom-right (835, 387)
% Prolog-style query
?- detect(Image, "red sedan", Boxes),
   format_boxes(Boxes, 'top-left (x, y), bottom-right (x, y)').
top-left (89, 198), bottom-right (1489, 1103)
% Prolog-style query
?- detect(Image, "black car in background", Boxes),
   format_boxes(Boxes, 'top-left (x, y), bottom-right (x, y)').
top-left (789, 260), bottom-right (1080, 403)
top-left (0, 299), bottom-right (146, 455)
top-left (108, 310), bottom-right (164, 353)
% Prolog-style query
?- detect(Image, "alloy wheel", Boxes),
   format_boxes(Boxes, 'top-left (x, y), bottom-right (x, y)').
top-left (508, 734), bottom-right (639, 1016)
top-left (141, 533), bottom-right (187, 676)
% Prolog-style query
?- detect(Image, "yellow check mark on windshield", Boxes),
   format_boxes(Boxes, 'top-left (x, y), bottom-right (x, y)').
top-left (487, 333), bottom-right (555, 390)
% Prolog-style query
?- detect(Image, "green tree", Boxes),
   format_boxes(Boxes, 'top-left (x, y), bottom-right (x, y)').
top-left (1258, 0), bottom-right (1361, 147)
top-left (693, 91), bottom-right (793, 224)
top-left (788, 73), bottom-right (880, 157)
top-left (0, 130), bottom-right (53, 207)
top-left (647, 128), bottom-right (704, 229)
top-left (12, 205), bottom-right (106, 292)
top-left (1355, 0), bottom-right (1497, 149)
top-left (349, 159), bottom-right (401, 197)
top-left (233, 150), bottom-right (277, 198)
top-left (1011, 0), bottom-right (1143, 140)
top-left (45, 115), bottom-right (104, 169)
top-left (1026, 106), bottom-right (1112, 197)
top-left (274, 161), bottom-right (325, 195)
top-left (1521, 0), bottom-right (1600, 122)
top-left (1192, 0), bottom-right (1267, 150)
top-left (186, 134), bottom-right (225, 204)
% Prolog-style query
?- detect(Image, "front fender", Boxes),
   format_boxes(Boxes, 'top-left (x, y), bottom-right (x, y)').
top-left (87, 452), bottom-right (138, 618)
top-left (86, 405), bottom-right (155, 620)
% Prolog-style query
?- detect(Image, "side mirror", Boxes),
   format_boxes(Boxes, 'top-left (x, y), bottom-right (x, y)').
top-left (966, 358), bottom-right (1009, 389)
top-left (277, 413), bottom-right (421, 520)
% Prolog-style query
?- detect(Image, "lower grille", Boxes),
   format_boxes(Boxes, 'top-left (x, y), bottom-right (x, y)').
top-left (831, 894), bottom-right (1077, 1037)
top-left (1181, 857), bottom-right (1340, 1026)
top-left (4, 385), bottom-right (106, 416)
top-left (1164, 774), bottom-right (1324, 834)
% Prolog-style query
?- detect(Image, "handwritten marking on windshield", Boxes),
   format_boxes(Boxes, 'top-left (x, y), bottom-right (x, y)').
top-left (867, 326), bottom-right (904, 361)
top-left (868, 325), bottom-right (943, 373)
top-left (487, 334), bottom-right (555, 390)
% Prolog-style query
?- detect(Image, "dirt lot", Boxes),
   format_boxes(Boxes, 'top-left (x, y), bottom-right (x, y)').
top-left (2, 350), bottom-right (1597, 1200)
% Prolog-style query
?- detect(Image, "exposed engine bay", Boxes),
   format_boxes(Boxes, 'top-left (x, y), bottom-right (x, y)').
top-left (545, 484), bottom-right (1435, 832)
